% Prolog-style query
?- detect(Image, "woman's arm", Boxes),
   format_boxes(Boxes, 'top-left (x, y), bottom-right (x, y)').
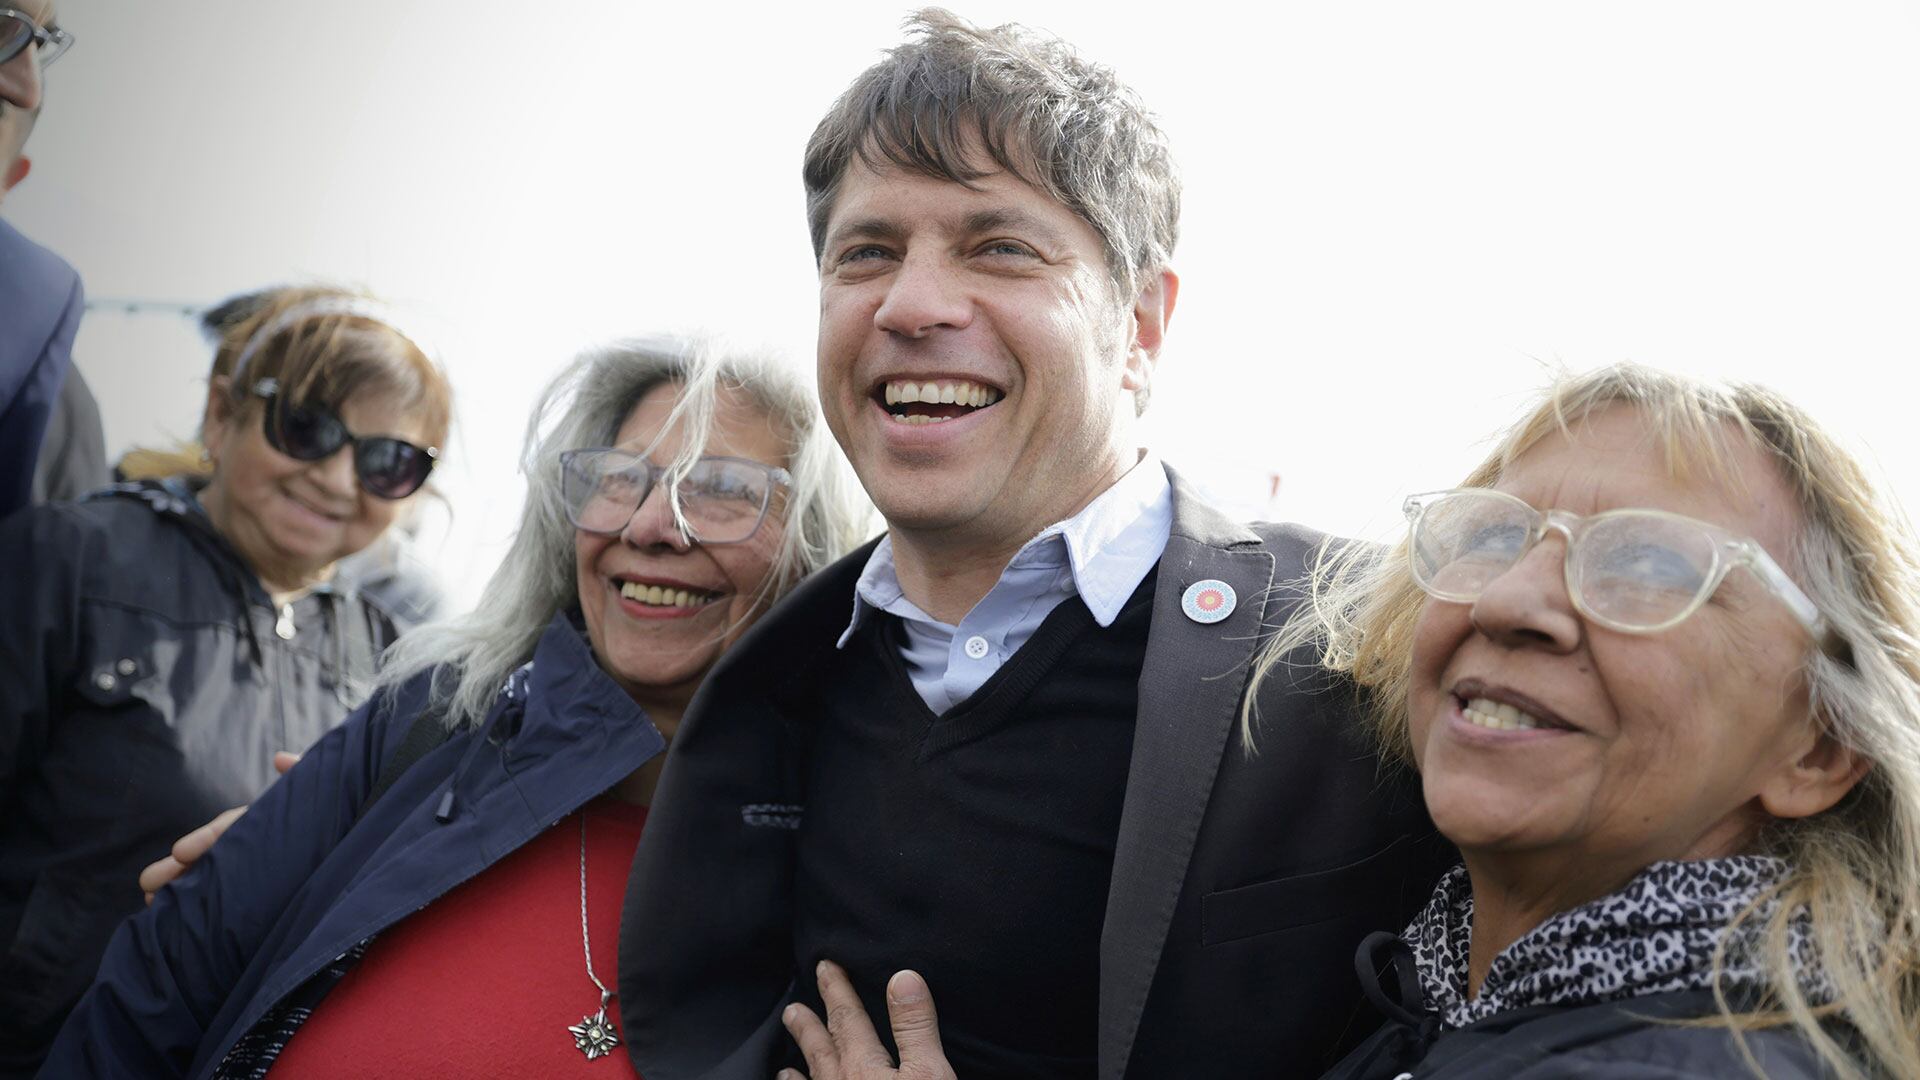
top-left (37, 683), bottom-right (414, 1078)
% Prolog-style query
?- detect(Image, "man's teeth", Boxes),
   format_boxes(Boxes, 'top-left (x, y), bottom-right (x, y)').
top-left (619, 581), bottom-right (715, 609)
top-left (1462, 697), bottom-right (1547, 732)
top-left (882, 379), bottom-right (1001, 407)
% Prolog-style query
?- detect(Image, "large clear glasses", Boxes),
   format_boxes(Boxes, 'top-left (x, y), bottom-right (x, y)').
top-left (0, 9), bottom-right (73, 68)
top-left (559, 449), bottom-right (790, 545)
top-left (1403, 488), bottom-right (1846, 659)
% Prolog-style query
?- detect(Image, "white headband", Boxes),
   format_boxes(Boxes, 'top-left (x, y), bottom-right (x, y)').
top-left (228, 297), bottom-right (412, 385)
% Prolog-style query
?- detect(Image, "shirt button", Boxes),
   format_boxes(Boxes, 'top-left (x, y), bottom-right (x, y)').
top-left (94, 672), bottom-right (117, 691)
top-left (964, 635), bottom-right (990, 660)
top-left (116, 658), bottom-right (137, 676)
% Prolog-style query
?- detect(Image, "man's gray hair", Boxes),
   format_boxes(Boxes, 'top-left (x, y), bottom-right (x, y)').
top-left (379, 334), bottom-right (875, 731)
top-left (803, 7), bottom-right (1180, 298)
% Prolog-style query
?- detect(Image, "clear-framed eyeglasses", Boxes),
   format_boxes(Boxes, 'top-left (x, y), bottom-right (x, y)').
top-left (0, 9), bottom-right (74, 68)
top-left (1402, 488), bottom-right (1849, 661)
top-left (559, 449), bottom-right (791, 545)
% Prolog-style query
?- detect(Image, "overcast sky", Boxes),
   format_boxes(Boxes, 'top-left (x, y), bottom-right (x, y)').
top-left (12, 1), bottom-right (1917, 610)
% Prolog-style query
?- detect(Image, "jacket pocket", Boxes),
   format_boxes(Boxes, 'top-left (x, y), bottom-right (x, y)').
top-left (1201, 834), bottom-right (1423, 946)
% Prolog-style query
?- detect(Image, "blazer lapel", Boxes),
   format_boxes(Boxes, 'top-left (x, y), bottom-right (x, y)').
top-left (1098, 467), bottom-right (1274, 1080)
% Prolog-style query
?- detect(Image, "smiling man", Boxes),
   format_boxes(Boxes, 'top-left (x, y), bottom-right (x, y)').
top-left (619, 11), bottom-right (1452, 1079)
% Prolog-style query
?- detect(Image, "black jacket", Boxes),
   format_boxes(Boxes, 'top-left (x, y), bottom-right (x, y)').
top-left (1323, 937), bottom-right (1836, 1079)
top-left (0, 479), bottom-right (397, 1078)
top-left (621, 469), bottom-right (1458, 1080)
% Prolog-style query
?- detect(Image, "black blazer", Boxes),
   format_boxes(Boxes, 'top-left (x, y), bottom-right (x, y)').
top-left (619, 467), bottom-right (1456, 1079)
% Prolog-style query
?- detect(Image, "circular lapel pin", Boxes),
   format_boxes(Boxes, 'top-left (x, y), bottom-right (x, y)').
top-left (1181, 579), bottom-right (1236, 624)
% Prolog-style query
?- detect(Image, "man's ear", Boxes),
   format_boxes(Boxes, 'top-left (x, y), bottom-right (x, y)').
top-left (1757, 725), bottom-right (1872, 821)
top-left (1122, 267), bottom-right (1180, 398)
top-left (1, 153), bottom-right (30, 196)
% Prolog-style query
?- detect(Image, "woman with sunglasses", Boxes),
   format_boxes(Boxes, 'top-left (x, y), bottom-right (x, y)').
top-left (42, 335), bottom-right (873, 1078)
top-left (0, 286), bottom-right (450, 1076)
top-left (1253, 365), bottom-right (1919, 1079)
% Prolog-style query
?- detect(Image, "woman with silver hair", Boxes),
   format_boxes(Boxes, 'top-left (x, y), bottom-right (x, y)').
top-left (44, 335), bottom-right (873, 1078)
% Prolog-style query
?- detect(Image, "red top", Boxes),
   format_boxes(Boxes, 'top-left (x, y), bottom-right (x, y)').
top-left (270, 797), bottom-right (649, 1078)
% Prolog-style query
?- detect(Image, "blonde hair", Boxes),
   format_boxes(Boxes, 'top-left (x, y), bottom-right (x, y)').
top-left (1246, 363), bottom-right (1920, 1078)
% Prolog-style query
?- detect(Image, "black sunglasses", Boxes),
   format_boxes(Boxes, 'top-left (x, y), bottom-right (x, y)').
top-left (250, 378), bottom-right (438, 499)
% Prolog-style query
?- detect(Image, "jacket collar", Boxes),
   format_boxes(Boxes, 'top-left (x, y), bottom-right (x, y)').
top-left (1096, 464), bottom-right (1274, 1079)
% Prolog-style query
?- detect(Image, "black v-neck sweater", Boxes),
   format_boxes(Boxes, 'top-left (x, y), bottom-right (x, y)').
top-left (789, 570), bottom-right (1159, 1080)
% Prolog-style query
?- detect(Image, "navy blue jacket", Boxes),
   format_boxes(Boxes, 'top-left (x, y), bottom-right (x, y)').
top-left (0, 217), bottom-right (83, 519)
top-left (39, 615), bottom-right (665, 1079)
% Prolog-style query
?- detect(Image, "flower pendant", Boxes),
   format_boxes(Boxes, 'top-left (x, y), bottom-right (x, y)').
top-left (568, 1006), bottom-right (621, 1060)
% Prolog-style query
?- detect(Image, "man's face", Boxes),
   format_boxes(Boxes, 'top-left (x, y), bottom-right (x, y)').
top-left (0, 102), bottom-right (35, 198)
top-left (0, 0), bottom-right (54, 112)
top-left (816, 154), bottom-right (1163, 551)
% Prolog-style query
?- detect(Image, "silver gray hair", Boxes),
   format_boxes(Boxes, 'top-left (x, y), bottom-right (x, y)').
top-left (378, 334), bottom-right (876, 731)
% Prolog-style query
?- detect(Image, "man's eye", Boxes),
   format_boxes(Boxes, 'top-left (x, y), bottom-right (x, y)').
top-left (978, 240), bottom-right (1036, 258)
top-left (838, 245), bottom-right (892, 265)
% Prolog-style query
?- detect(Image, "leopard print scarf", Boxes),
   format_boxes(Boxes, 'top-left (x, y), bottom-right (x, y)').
top-left (1405, 856), bottom-right (1831, 1029)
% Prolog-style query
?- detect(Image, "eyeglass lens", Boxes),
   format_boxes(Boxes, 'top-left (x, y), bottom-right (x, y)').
top-left (0, 14), bottom-right (29, 59)
top-left (264, 398), bottom-right (434, 500)
top-left (562, 452), bottom-right (776, 543)
top-left (1411, 492), bottom-right (1719, 630)
top-left (1, 11), bottom-right (65, 66)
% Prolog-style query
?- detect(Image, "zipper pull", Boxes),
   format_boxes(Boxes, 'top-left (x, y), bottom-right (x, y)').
top-left (276, 604), bottom-right (296, 640)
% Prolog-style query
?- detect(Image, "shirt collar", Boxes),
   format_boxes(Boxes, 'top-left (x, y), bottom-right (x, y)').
top-left (838, 452), bottom-right (1172, 646)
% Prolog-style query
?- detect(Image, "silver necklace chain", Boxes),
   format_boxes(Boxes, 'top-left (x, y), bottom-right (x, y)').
top-left (579, 814), bottom-right (613, 999)
top-left (568, 812), bottom-right (622, 1060)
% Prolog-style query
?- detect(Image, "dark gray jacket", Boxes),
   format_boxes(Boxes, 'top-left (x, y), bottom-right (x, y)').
top-left (1322, 935), bottom-right (1839, 1079)
top-left (0, 478), bottom-right (396, 1078)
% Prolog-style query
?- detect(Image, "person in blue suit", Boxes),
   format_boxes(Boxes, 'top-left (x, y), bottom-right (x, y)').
top-left (0, 0), bottom-right (80, 519)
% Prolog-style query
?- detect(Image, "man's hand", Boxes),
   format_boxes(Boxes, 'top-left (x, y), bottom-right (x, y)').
top-left (139, 751), bottom-right (299, 903)
top-left (779, 960), bottom-right (956, 1080)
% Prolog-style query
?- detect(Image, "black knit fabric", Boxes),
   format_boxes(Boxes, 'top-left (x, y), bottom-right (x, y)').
top-left (790, 570), bottom-right (1157, 1080)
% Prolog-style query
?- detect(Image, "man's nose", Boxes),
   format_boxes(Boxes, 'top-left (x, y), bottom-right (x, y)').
top-left (1468, 535), bottom-right (1584, 653)
top-left (620, 484), bottom-right (694, 552)
top-left (0, 48), bottom-right (43, 111)
top-left (872, 253), bottom-right (971, 338)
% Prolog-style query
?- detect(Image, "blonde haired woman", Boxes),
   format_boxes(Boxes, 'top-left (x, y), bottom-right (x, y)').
top-left (1257, 365), bottom-right (1920, 1079)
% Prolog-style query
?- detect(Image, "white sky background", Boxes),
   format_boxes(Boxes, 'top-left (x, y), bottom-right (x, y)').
top-left (11, 1), bottom-right (1918, 612)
